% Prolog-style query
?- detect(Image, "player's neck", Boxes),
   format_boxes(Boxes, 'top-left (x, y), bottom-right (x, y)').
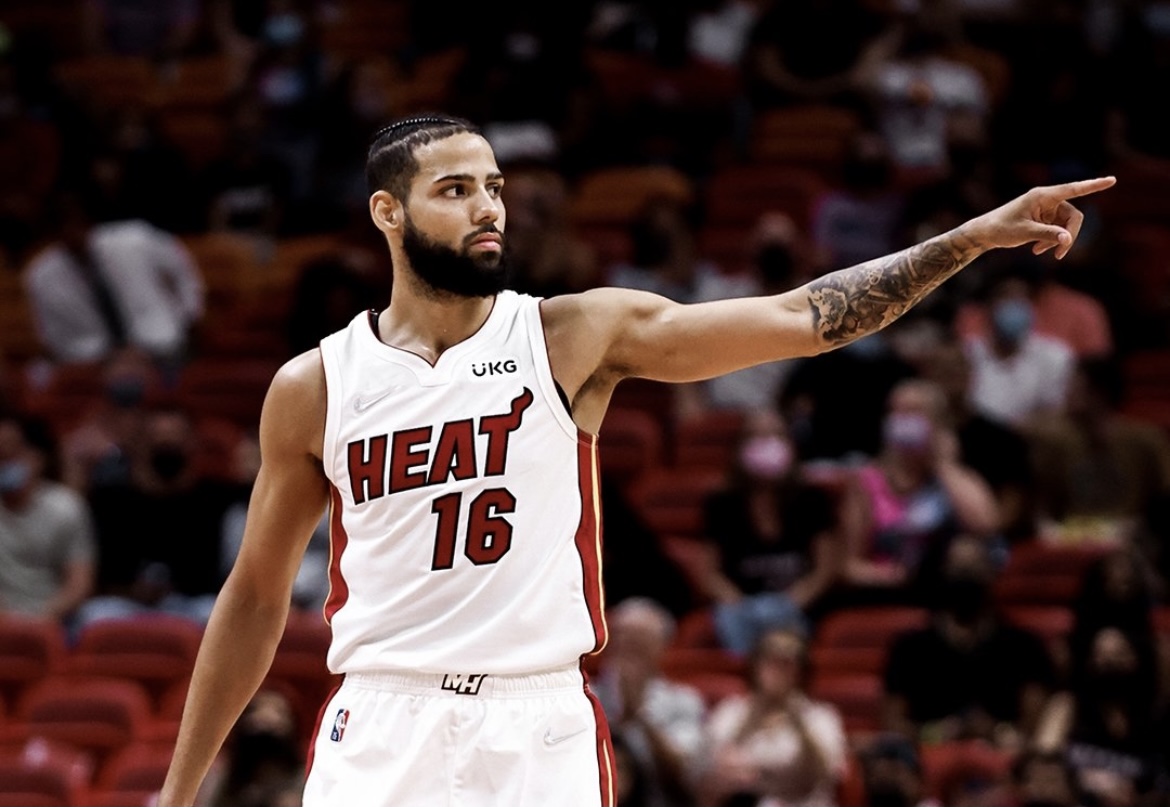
top-left (379, 285), bottom-right (497, 365)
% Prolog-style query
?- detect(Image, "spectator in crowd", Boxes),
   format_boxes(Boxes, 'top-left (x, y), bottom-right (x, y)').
top-left (1066, 548), bottom-right (1163, 705)
top-left (698, 626), bottom-right (847, 807)
top-left (809, 129), bottom-right (906, 272)
top-left (0, 410), bottom-right (96, 622)
top-left (82, 0), bottom-right (209, 61)
top-left (22, 190), bottom-right (205, 372)
top-left (613, 730), bottom-right (654, 807)
top-left (220, 430), bottom-right (329, 613)
top-left (778, 329), bottom-right (918, 463)
top-left (601, 472), bottom-right (699, 620)
top-left (58, 347), bottom-right (164, 492)
top-left (606, 194), bottom-right (736, 304)
top-left (202, 93), bottom-right (292, 238)
top-left (834, 379), bottom-right (1000, 605)
top-left (80, 404), bottom-right (239, 627)
top-left (953, 257), bottom-right (1114, 360)
top-left (857, 733), bottom-right (938, 807)
top-left (1028, 355), bottom-right (1170, 544)
top-left (920, 338), bottom-right (1035, 541)
top-left (85, 104), bottom-right (199, 233)
top-left (198, 685), bottom-right (306, 807)
top-left (701, 211), bottom-right (814, 414)
top-left (864, 9), bottom-right (990, 182)
top-left (696, 408), bottom-right (842, 656)
top-left (500, 162), bottom-right (599, 299)
top-left (932, 746), bottom-right (1016, 807)
top-left (592, 597), bottom-right (708, 807)
top-left (882, 534), bottom-right (1056, 748)
top-left (738, 0), bottom-right (895, 115)
top-left (1009, 749), bottom-right (1083, 807)
top-left (962, 270), bottom-right (1075, 429)
top-left (283, 212), bottom-right (391, 358)
top-left (1033, 624), bottom-right (1166, 807)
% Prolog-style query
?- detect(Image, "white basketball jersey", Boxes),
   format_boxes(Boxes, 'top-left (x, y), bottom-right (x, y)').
top-left (317, 291), bottom-right (606, 675)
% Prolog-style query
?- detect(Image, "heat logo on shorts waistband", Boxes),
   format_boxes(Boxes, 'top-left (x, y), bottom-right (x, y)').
top-left (440, 673), bottom-right (488, 695)
top-left (330, 708), bottom-right (350, 741)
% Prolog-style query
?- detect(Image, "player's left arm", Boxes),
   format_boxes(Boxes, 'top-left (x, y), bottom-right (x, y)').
top-left (592, 176), bottom-right (1115, 384)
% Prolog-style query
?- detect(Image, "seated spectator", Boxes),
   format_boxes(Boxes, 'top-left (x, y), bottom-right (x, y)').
top-left (1068, 547), bottom-right (1161, 674)
top-left (1034, 625), bottom-right (1166, 807)
top-left (1028, 356), bottom-right (1170, 545)
top-left (953, 257), bottom-right (1113, 360)
top-left (779, 328), bottom-right (919, 462)
top-left (883, 535), bottom-right (1056, 748)
top-left (220, 430), bottom-right (330, 614)
top-left (864, 11), bottom-right (990, 181)
top-left (602, 472), bottom-right (699, 620)
top-left (1009, 749), bottom-right (1083, 807)
top-left (22, 190), bottom-right (205, 373)
top-left (738, 0), bottom-right (894, 114)
top-left (962, 271), bottom-right (1075, 430)
top-left (809, 129), bottom-right (905, 272)
top-left (834, 379), bottom-right (999, 604)
top-left (697, 408), bottom-right (842, 656)
top-left (501, 163), bottom-right (599, 299)
top-left (58, 347), bottom-right (164, 492)
top-left (920, 338), bottom-right (1035, 541)
top-left (198, 685), bottom-right (306, 807)
top-left (606, 195), bottom-right (739, 305)
top-left (80, 404), bottom-right (240, 627)
top-left (701, 212), bottom-right (812, 414)
top-left (857, 733), bottom-right (938, 807)
top-left (0, 410), bottom-right (96, 622)
top-left (698, 627), bottom-right (847, 807)
top-left (592, 597), bottom-right (708, 807)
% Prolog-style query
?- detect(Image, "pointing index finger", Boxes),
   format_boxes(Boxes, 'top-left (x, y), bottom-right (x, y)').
top-left (1046, 176), bottom-right (1118, 200)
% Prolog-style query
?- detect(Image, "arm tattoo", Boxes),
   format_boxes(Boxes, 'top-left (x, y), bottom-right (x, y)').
top-left (807, 228), bottom-right (985, 346)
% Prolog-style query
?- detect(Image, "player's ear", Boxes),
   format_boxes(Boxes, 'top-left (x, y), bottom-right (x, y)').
top-left (370, 191), bottom-right (402, 234)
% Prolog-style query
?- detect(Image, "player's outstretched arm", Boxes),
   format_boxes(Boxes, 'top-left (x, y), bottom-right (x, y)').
top-left (547, 176), bottom-right (1116, 409)
top-left (158, 351), bottom-right (330, 806)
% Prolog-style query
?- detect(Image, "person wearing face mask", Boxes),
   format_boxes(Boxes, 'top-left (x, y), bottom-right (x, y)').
top-left (963, 272), bottom-right (1076, 430)
top-left (696, 409), bottom-right (843, 657)
top-left (0, 411), bottom-right (97, 623)
top-left (883, 535), bottom-right (1056, 749)
top-left (832, 378), bottom-right (999, 607)
top-left (1033, 625), bottom-right (1166, 807)
top-left (78, 404), bottom-right (240, 629)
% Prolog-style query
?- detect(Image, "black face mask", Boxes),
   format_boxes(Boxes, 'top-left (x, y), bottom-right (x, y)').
top-left (756, 244), bottom-right (795, 288)
top-left (150, 446), bottom-right (189, 481)
top-left (105, 377), bottom-right (146, 408)
top-left (940, 575), bottom-right (991, 624)
top-left (402, 215), bottom-right (509, 299)
top-left (866, 784), bottom-right (913, 807)
top-left (631, 225), bottom-right (674, 267)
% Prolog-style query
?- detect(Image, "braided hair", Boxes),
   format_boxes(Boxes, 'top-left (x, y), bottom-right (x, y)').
top-left (365, 114), bottom-right (482, 202)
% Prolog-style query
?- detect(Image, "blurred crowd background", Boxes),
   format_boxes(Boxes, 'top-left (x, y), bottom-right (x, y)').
top-left (1, 0), bottom-right (1170, 806)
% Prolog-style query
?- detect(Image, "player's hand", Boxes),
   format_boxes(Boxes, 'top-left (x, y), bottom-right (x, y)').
top-left (966, 176), bottom-right (1116, 260)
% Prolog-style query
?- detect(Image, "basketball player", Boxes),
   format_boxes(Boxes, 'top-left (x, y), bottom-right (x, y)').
top-left (159, 115), bottom-right (1114, 807)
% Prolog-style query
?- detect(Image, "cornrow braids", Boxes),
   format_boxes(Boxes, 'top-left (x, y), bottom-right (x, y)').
top-left (365, 113), bottom-right (482, 202)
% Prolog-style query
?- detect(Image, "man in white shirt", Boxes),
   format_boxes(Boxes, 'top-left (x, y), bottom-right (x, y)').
top-left (22, 191), bottom-right (205, 367)
top-left (964, 274), bottom-right (1074, 428)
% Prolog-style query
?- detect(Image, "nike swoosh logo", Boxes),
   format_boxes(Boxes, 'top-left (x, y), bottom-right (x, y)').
top-left (543, 727), bottom-right (589, 747)
top-left (353, 388), bottom-right (396, 412)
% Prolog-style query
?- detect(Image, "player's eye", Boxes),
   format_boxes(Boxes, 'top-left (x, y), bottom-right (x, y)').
top-left (443, 185), bottom-right (467, 197)
top-left (487, 184), bottom-right (503, 198)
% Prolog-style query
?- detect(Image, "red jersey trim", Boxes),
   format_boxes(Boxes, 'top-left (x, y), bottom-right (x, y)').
top-left (573, 433), bottom-right (607, 654)
top-left (323, 485), bottom-right (351, 624)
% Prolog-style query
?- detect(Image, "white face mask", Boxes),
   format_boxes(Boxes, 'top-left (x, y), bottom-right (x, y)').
top-left (739, 435), bottom-right (794, 481)
top-left (883, 412), bottom-right (933, 453)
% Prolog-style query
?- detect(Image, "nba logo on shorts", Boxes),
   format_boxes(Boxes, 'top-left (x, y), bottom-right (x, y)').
top-left (330, 708), bottom-right (350, 742)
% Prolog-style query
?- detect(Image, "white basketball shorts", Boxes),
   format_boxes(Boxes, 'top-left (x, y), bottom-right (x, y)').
top-left (302, 664), bottom-right (616, 807)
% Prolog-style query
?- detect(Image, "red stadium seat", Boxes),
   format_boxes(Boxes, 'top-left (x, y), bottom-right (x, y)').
top-left (672, 409), bottom-right (745, 473)
top-left (627, 467), bottom-right (728, 539)
top-left (65, 615), bottom-right (202, 708)
top-left (0, 617), bottom-right (68, 708)
top-left (809, 607), bottom-right (928, 679)
top-left (16, 676), bottom-right (153, 766)
top-left (807, 672), bottom-right (883, 733)
top-left (598, 407), bottom-right (665, 489)
top-left (91, 742), bottom-right (173, 798)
